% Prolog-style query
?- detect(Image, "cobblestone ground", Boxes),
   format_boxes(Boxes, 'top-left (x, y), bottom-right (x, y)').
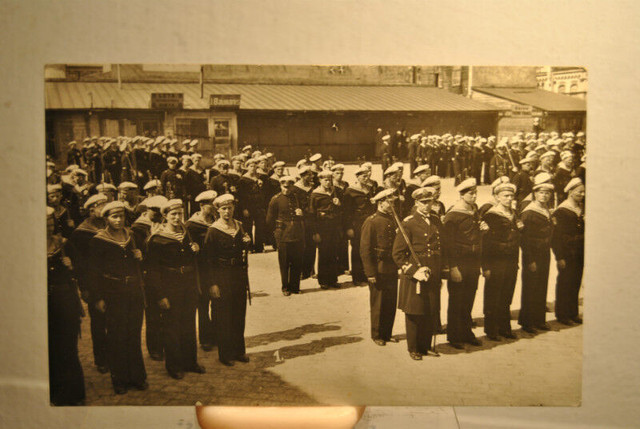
top-left (77, 168), bottom-right (583, 406)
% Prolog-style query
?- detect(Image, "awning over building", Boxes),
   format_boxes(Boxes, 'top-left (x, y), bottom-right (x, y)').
top-left (45, 82), bottom-right (501, 112)
top-left (473, 87), bottom-right (586, 112)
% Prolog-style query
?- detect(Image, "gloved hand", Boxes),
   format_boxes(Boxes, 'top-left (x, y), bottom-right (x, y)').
top-left (413, 266), bottom-right (430, 282)
top-left (450, 266), bottom-right (463, 283)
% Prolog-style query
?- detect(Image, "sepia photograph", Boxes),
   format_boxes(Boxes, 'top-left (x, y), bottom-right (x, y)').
top-left (44, 64), bottom-right (586, 407)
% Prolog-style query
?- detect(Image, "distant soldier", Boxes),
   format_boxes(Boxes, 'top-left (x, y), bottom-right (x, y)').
top-left (184, 153), bottom-right (207, 216)
top-left (160, 157), bottom-right (185, 200)
top-left (360, 189), bottom-right (399, 346)
top-left (512, 156), bottom-right (535, 210)
top-left (553, 151), bottom-right (576, 204)
top-left (238, 158), bottom-right (268, 253)
top-left (47, 184), bottom-right (75, 238)
top-left (489, 139), bottom-right (511, 183)
top-left (66, 141), bottom-right (83, 167)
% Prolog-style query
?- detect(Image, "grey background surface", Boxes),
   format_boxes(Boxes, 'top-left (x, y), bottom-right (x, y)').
top-left (1, 0), bottom-right (639, 427)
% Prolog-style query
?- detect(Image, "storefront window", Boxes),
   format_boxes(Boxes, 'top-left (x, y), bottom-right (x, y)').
top-left (214, 120), bottom-right (230, 138)
top-left (175, 118), bottom-right (209, 139)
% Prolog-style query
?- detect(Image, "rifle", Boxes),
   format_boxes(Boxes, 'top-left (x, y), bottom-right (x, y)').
top-left (129, 236), bottom-right (147, 308)
top-left (180, 219), bottom-right (202, 296)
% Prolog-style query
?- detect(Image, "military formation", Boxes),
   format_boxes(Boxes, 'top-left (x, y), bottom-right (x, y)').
top-left (46, 129), bottom-right (585, 404)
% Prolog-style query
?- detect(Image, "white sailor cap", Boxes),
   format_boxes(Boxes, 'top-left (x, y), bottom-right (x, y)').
top-left (576, 131), bottom-right (585, 138)
top-left (73, 168), bottom-right (88, 176)
top-left (371, 188), bottom-right (397, 203)
top-left (560, 150), bottom-right (573, 161)
top-left (526, 151), bottom-right (539, 159)
top-left (118, 181), bottom-right (138, 191)
top-left (331, 163), bottom-right (345, 171)
top-left (161, 199), bottom-right (183, 215)
top-left (252, 151), bottom-right (263, 158)
top-left (535, 144), bottom-right (547, 152)
top-left (182, 139), bottom-right (191, 146)
top-left (143, 195), bottom-right (168, 210)
top-left (410, 134), bottom-right (421, 141)
top-left (413, 164), bottom-right (430, 175)
top-left (494, 182), bottom-right (516, 194)
top-left (296, 159), bottom-right (307, 169)
top-left (195, 190), bottom-right (218, 203)
top-left (96, 183), bottom-right (117, 193)
top-left (155, 136), bottom-right (166, 145)
top-left (496, 138), bottom-right (508, 149)
top-left (392, 162), bottom-right (404, 170)
top-left (144, 179), bottom-right (161, 191)
top-left (47, 184), bottom-right (62, 193)
top-left (532, 173), bottom-right (554, 191)
top-left (68, 140), bottom-right (77, 146)
top-left (411, 187), bottom-right (436, 202)
top-left (564, 177), bottom-right (584, 194)
top-left (84, 193), bottom-right (108, 209)
top-left (100, 201), bottom-right (126, 217)
top-left (491, 176), bottom-right (510, 192)
top-left (103, 140), bottom-right (113, 150)
top-left (167, 156), bottom-right (179, 164)
top-left (540, 151), bottom-right (556, 160)
top-left (244, 158), bottom-right (257, 168)
top-left (317, 170), bottom-right (333, 179)
top-left (383, 165), bottom-right (399, 177)
top-left (272, 161), bottom-right (285, 168)
top-left (265, 152), bottom-right (274, 158)
top-left (309, 153), bottom-right (322, 162)
top-left (456, 178), bottom-right (477, 194)
top-left (519, 156), bottom-right (535, 165)
top-left (382, 135), bottom-right (391, 141)
top-left (190, 153), bottom-right (202, 161)
top-left (189, 139), bottom-right (199, 147)
top-left (279, 175), bottom-right (296, 183)
top-left (213, 193), bottom-right (235, 208)
top-left (421, 175), bottom-right (441, 187)
top-left (362, 162), bottom-right (373, 170)
top-left (65, 164), bottom-right (79, 173)
top-left (241, 145), bottom-right (252, 152)
top-left (216, 159), bottom-right (231, 168)
top-left (354, 165), bottom-right (369, 176)
top-left (548, 139), bottom-right (561, 147)
top-left (298, 165), bottom-right (312, 176)
top-left (46, 161), bottom-right (56, 168)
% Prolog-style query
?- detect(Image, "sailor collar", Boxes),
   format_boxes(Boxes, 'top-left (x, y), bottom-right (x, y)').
top-left (348, 183), bottom-right (370, 194)
top-left (133, 215), bottom-right (153, 227)
top-left (75, 217), bottom-right (105, 233)
top-left (294, 181), bottom-right (312, 192)
top-left (312, 186), bottom-right (333, 196)
top-left (210, 219), bottom-right (242, 237)
top-left (188, 211), bottom-right (212, 227)
top-left (189, 166), bottom-right (203, 174)
top-left (555, 199), bottom-right (583, 217)
top-left (448, 201), bottom-right (476, 216)
top-left (487, 204), bottom-right (515, 221)
top-left (151, 225), bottom-right (186, 242)
top-left (522, 201), bottom-right (551, 219)
top-left (94, 228), bottom-right (132, 247)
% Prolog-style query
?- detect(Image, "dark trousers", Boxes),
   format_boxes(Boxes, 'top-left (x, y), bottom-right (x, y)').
top-left (369, 274), bottom-right (398, 341)
top-left (483, 255), bottom-right (519, 337)
top-left (555, 255), bottom-right (583, 321)
top-left (447, 262), bottom-right (480, 343)
top-left (88, 303), bottom-right (108, 367)
top-left (104, 287), bottom-right (146, 389)
top-left (198, 293), bottom-right (216, 347)
top-left (405, 313), bottom-right (432, 354)
top-left (242, 211), bottom-right (266, 253)
top-left (302, 228), bottom-right (316, 279)
top-left (277, 240), bottom-right (304, 292)
top-left (145, 299), bottom-right (163, 356)
top-left (213, 281), bottom-right (247, 362)
top-left (427, 281), bottom-right (443, 332)
top-left (48, 285), bottom-right (85, 405)
top-left (317, 228), bottom-right (339, 287)
top-left (337, 235), bottom-right (349, 273)
top-left (161, 285), bottom-right (199, 373)
top-left (519, 249), bottom-right (551, 328)
top-left (349, 228), bottom-right (368, 283)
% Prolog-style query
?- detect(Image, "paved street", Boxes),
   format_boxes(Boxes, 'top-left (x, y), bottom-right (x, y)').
top-left (77, 165), bottom-right (583, 406)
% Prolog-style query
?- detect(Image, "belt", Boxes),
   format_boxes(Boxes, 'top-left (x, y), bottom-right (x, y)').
top-left (164, 265), bottom-right (195, 274)
top-left (103, 274), bottom-right (138, 283)
top-left (454, 243), bottom-right (481, 254)
top-left (215, 257), bottom-right (245, 267)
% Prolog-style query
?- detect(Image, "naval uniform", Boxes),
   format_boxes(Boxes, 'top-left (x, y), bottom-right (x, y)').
top-left (69, 216), bottom-right (108, 370)
top-left (88, 229), bottom-right (146, 391)
top-left (203, 220), bottom-right (251, 363)
top-left (308, 186), bottom-right (343, 288)
top-left (392, 212), bottom-right (442, 354)
top-left (551, 200), bottom-right (584, 322)
top-left (342, 184), bottom-right (376, 284)
top-left (292, 181), bottom-right (316, 279)
top-left (481, 206), bottom-right (521, 338)
top-left (47, 235), bottom-right (85, 405)
top-left (184, 167), bottom-right (207, 217)
top-left (442, 201), bottom-right (483, 344)
top-left (146, 227), bottom-right (201, 375)
top-left (238, 174), bottom-right (268, 253)
top-left (359, 210), bottom-right (398, 342)
top-left (553, 162), bottom-right (574, 204)
top-left (266, 192), bottom-right (305, 293)
top-left (518, 202), bottom-right (553, 329)
top-left (185, 212), bottom-right (216, 348)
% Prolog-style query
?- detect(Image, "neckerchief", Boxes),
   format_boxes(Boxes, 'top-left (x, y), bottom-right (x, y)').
top-left (522, 201), bottom-right (550, 219)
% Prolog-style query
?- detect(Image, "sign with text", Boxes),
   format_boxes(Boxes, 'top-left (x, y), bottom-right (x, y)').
top-left (512, 104), bottom-right (533, 115)
top-left (210, 94), bottom-right (241, 110)
top-left (150, 93), bottom-right (184, 109)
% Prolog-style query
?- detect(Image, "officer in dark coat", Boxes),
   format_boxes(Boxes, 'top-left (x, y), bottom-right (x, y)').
top-left (184, 154), bottom-right (207, 217)
top-left (209, 160), bottom-right (239, 198)
top-left (551, 178), bottom-right (585, 325)
top-left (442, 178), bottom-right (488, 349)
top-left (359, 189), bottom-right (399, 346)
top-left (88, 201), bottom-right (147, 394)
top-left (148, 138), bottom-right (167, 180)
top-left (102, 140), bottom-right (121, 186)
top-left (146, 199), bottom-right (206, 379)
top-left (160, 156), bottom-right (186, 200)
top-left (393, 187), bottom-right (442, 360)
top-left (512, 156), bottom-right (534, 210)
top-left (185, 191), bottom-right (217, 351)
top-left (342, 166), bottom-right (376, 285)
top-left (292, 166), bottom-right (317, 279)
top-left (266, 176), bottom-right (305, 295)
top-left (69, 194), bottom-right (109, 374)
top-left (47, 184), bottom-right (76, 238)
top-left (309, 170), bottom-right (343, 289)
top-left (66, 141), bottom-right (83, 167)
top-left (238, 158), bottom-right (268, 253)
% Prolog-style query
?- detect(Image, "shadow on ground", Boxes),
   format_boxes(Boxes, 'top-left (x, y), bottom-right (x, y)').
top-left (245, 322), bottom-right (342, 348)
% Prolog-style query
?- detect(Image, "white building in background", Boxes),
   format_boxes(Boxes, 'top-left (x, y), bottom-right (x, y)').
top-left (537, 67), bottom-right (588, 99)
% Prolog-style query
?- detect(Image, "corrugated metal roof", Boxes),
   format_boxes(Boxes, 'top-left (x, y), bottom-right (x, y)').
top-left (473, 87), bottom-right (586, 112)
top-left (45, 82), bottom-right (501, 112)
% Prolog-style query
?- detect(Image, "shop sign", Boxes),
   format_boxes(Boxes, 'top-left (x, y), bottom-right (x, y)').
top-left (210, 94), bottom-right (241, 110)
top-left (150, 93), bottom-right (184, 109)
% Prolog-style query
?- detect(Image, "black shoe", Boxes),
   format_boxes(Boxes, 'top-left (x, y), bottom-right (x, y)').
top-left (130, 381), bottom-right (149, 391)
top-left (97, 365), bottom-right (109, 374)
top-left (320, 284), bottom-right (330, 290)
top-left (220, 359), bottom-right (235, 367)
top-left (201, 344), bottom-right (214, 352)
top-left (571, 316), bottom-right (583, 324)
top-left (558, 318), bottom-right (574, 326)
top-left (330, 283), bottom-right (340, 289)
top-left (373, 339), bottom-right (386, 346)
top-left (522, 326), bottom-right (537, 334)
top-left (168, 370), bottom-right (184, 380)
top-left (449, 342), bottom-right (465, 350)
top-left (487, 335), bottom-right (501, 341)
top-left (467, 338), bottom-right (482, 346)
top-left (149, 353), bottom-right (164, 361)
top-left (186, 364), bottom-right (206, 374)
top-left (501, 332), bottom-right (517, 339)
top-left (282, 290), bottom-right (291, 296)
top-left (114, 385), bottom-right (128, 395)
top-left (409, 352), bottom-right (423, 360)
top-left (236, 355), bottom-right (250, 363)
top-left (537, 323), bottom-right (552, 331)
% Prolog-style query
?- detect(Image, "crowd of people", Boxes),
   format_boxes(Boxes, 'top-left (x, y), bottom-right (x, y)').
top-left (46, 129), bottom-right (585, 404)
